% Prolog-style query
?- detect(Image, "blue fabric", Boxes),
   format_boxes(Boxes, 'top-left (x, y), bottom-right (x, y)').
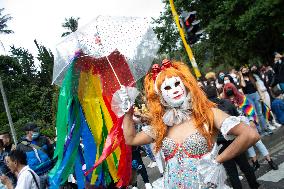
top-left (80, 107), bottom-right (96, 182)
top-left (247, 140), bottom-right (269, 158)
top-left (49, 99), bottom-right (82, 189)
top-left (75, 153), bottom-right (85, 189)
top-left (26, 145), bottom-right (50, 170)
top-left (271, 99), bottom-right (284, 124)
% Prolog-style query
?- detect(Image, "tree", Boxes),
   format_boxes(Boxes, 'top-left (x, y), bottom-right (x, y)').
top-left (153, 0), bottom-right (284, 71)
top-left (0, 8), bottom-right (13, 35)
top-left (61, 17), bottom-right (80, 37)
top-left (34, 39), bottom-right (54, 86)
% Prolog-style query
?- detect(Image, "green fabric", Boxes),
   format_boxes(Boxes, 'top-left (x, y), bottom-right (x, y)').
top-left (60, 97), bottom-right (81, 183)
top-left (49, 62), bottom-right (75, 177)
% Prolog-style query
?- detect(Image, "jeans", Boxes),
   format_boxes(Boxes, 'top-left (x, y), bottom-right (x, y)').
top-left (247, 140), bottom-right (269, 158)
top-left (246, 92), bottom-right (268, 132)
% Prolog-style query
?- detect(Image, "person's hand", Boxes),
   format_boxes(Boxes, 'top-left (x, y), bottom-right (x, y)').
top-left (0, 175), bottom-right (13, 188)
top-left (118, 85), bottom-right (131, 113)
top-left (11, 144), bottom-right (16, 150)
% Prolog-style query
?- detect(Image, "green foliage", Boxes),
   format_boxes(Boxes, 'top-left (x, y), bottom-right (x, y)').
top-left (0, 43), bottom-right (56, 139)
top-left (153, 0), bottom-right (284, 73)
top-left (0, 8), bottom-right (14, 34)
top-left (61, 17), bottom-right (80, 37)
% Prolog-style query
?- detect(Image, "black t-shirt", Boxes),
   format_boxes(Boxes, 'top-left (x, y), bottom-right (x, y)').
top-left (272, 60), bottom-right (284, 86)
top-left (242, 79), bottom-right (257, 94)
top-left (209, 97), bottom-right (240, 143)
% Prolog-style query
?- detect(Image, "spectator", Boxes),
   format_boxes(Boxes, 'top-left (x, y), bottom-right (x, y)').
top-left (271, 87), bottom-right (284, 124)
top-left (251, 65), bottom-right (281, 129)
top-left (130, 146), bottom-right (152, 189)
top-left (271, 52), bottom-right (284, 91)
top-left (223, 83), bottom-right (278, 171)
top-left (0, 149), bottom-right (40, 189)
top-left (239, 66), bottom-right (272, 135)
top-left (229, 68), bottom-right (239, 85)
top-left (0, 139), bottom-right (8, 176)
top-left (0, 132), bottom-right (13, 153)
top-left (0, 140), bottom-right (16, 187)
top-left (16, 123), bottom-right (54, 189)
top-left (205, 85), bottom-right (260, 189)
top-left (205, 72), bottom-right (216, 87)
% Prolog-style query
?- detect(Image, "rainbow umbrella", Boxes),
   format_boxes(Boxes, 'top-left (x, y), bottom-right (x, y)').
top-left (50, 16), bottom-right (159, 188)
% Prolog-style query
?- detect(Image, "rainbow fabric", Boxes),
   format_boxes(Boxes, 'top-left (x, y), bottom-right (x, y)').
top-left (238, 96), bottom-right (257, 122)
top-left (49, 51), bottom-right (133, 188)
top-left (262, 102), bottom-right (272, 121)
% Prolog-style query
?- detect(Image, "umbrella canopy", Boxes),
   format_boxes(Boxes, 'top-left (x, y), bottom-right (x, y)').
top-left (52, 15), bottom-right (160, 90)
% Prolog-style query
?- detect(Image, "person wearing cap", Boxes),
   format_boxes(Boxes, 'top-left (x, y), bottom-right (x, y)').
top-left (16, 122), bottom-right (53, 189)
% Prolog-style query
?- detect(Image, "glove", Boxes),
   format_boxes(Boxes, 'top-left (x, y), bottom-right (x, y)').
top-left (111, 86), bottom-right (140, 117)
top-left (119, 86), bottom-right (131, 113)
top-left (197, 143), bottom-right (228, 189)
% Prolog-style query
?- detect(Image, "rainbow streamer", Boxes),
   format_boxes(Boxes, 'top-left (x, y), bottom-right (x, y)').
top-left (238, 96), bottom-right (257, 122)
top-left (49, 51), bottom-right (132, 188)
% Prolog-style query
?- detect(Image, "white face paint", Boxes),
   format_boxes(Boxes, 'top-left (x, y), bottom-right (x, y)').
top-left (160, 76), bottom-right (187, 107)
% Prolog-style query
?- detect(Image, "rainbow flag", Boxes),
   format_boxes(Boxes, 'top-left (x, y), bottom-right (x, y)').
top-left (238, 96), bottom-right (257, 122)
top-left (262, 102), bottom-right (272, 121)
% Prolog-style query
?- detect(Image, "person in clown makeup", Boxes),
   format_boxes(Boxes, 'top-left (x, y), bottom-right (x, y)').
top-left (119, 59), bottom-right (260, 189)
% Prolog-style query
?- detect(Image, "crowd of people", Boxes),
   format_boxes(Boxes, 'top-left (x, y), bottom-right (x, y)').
top-left (0, 52), bottom-right (283, 189)
top-left (0, 123), bottom-right (54, 189)
top-left (122, 52), bottom-right (284, 189)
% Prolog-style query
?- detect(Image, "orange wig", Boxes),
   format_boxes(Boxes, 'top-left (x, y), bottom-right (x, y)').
top-left (144, 61), bottom-right (217, 151)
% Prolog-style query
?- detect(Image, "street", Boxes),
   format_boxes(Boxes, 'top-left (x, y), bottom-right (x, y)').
top-left (137, 126), bottom-right (284, 189)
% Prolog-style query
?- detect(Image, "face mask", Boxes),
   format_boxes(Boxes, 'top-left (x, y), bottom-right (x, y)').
top-left (224, 80), bottom-right (230, 84)
top-left (225, 89), bottom-right (234, 97)
top-left (219, 73), bottom-right (225, 80)
top-left (242, 72), bottom-right (249, 76)
top-left (160, 76), bottom-right (187, 108)
top-left (32, 132), bottom-right (40, 140)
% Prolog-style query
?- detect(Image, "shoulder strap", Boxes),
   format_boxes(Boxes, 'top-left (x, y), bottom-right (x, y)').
top-left (21, 141), bottom-right (48, 155)
top-left (28, 170), bottom-right (40, 189)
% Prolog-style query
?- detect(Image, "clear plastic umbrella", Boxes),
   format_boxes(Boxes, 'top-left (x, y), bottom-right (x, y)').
top-left (52, 15), bottom-right (160, 90)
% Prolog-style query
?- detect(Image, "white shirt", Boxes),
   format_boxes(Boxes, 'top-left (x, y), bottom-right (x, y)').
top-left (16, 166), bottom-right (40, 189)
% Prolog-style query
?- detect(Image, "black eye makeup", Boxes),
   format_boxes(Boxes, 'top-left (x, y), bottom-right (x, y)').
top-left (164, 86), bottom-right (171, 90)
top-left (175, 81), bottom-right (180, 87)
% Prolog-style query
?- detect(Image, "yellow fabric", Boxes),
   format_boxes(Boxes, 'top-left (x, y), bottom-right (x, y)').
top-left (78, 70), bottom-right (120, 183)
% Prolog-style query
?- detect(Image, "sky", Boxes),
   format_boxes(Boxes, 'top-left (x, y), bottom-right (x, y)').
top-left (0, 0), bottom-right (165, 58)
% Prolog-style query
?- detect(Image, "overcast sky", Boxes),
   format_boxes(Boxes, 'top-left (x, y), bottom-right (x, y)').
top-left (0, 0), bottom-right (164, 57)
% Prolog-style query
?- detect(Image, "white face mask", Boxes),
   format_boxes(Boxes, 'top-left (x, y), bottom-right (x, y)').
top-left (160, 76), bottom-right (187, 107)
top-left (224, 80), bottom-right (230, 84)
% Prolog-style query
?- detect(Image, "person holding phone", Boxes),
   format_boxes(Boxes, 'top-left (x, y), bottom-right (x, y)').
top-left (0, 149), bottom-right (40, 189)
